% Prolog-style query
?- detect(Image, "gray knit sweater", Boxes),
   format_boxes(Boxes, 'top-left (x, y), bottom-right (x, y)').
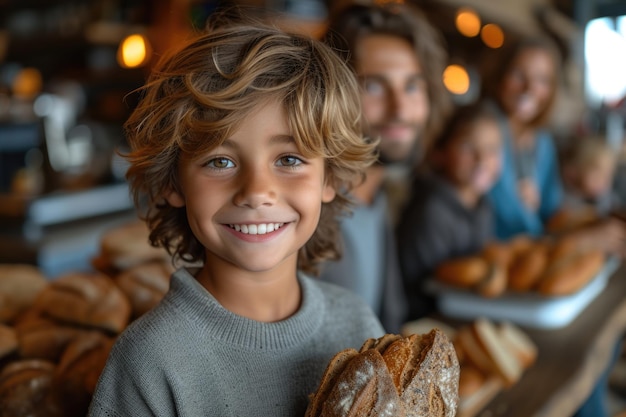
top-left (88, 268), bottom-right (384, 417)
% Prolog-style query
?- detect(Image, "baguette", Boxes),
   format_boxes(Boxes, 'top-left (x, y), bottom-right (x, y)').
top-left (435, 256), bottom-right (489, 288)
top-left (507, 242), bottom-right (549, 292)
top-left (537, 250), bottom-right (605, 296)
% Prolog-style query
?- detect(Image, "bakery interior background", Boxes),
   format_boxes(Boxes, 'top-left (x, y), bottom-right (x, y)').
top-left (2, 0), bottom-right (626, 277)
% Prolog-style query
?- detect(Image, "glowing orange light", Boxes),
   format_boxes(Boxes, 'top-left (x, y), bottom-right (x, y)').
top-left (456, 8), bottom-right (481, 38)
top-left (443, 64), bottom-right (470, 95)
top-left (117, 34), bottom-right (151, 68)
top-left (481, 23), bottom-right (505, 49)
top-left (13, 67), bottom-right (43, 99)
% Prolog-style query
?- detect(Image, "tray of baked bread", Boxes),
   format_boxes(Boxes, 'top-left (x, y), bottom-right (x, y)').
top-left (424, 235), bottom-right (621, 329)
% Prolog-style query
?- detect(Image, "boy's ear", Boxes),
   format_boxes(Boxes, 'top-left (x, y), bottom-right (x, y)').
top-left (165, 188), bottom-right (186, 208)
top-left (322, 181), bottom-right (336, 203)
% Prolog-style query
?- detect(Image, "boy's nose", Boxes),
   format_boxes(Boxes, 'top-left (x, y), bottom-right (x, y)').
top-left (233, 168), bottom-right (277, 209)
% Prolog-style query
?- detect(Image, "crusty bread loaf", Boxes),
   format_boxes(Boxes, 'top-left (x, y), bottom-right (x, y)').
top-left (306, 328), bottom-right (459, 417)
top-left (314, 349), bottom-right (404, 417)
top-left (476, 263), bottom-right (508, 298)
top-left (435, 256), bottom-right (489, 288)
top-left (507, 242), bottom-right (549, 292)
top-left (114, 260), bottom-right (173, 318)
top-left (92, 221), bottom-right (170, 273)
top-left (0, 263), bottom-right (48, 323)
top-left (32, 271), bottom-right (131, 334)
top-left (53, 331), bottom-right (115, 417)
top-left (0, 323), bottom-right (17, 360)
top-left (0, 359), bottom-right (63, 417)
top-left (537, 250), bottom-right (605, 296)
top-left (14, 315), bottom-right (84, 361)
top-left (398, 329), bottom-right (459, 417)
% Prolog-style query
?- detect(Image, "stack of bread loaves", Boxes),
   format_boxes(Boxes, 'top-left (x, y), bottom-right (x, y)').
top-left (435, 234), bottom-right (606, 298)
top-left (0, 220), bottom-right (175, 417)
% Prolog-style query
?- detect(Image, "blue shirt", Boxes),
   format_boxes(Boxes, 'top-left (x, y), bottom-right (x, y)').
top-left (487, 115), bottom-right (563, 239)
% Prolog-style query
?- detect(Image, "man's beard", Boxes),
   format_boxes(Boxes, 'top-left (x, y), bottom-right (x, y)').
top-left (376, 139), bottom-right (422, 167)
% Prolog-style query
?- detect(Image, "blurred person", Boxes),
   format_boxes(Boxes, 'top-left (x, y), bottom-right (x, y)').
top-left (560, 135), bottom-right (620, 216)
top-left (318, 1), bottom-right (452, 333)
top-left (482, 36), bottom-right (625, 417)
top-left (482, 37), bottom-right (626, 258)
top-left (396, 102), bottom-right (502, 320)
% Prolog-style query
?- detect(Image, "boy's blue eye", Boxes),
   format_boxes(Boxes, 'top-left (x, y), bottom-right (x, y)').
top-left (277, 155), bottom-right (302, 167)
top-left (206, 157), bottom-right (234, 169)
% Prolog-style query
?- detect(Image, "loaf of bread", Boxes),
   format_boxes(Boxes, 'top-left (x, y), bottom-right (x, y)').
top-left (537, 250), bottom-right (605, 296)
top-left (32, 271), bottom-right (131, 334)
top-left (0, 323), bottom-right (17, 360)
top-left (305, 328), bottom-right (460, 417)
top-left (507, 242), bottom-right (549, 292)
top-left (92, 221), bottom-right (170, 273)
top-left (435, 256), bottom-right (489, 288)
top-left (0, 359), bottom-right (63, 417)
top-left (14, 315), bottom-right (85, 361)
top-left (114, 260), bottom-right (173, 318)
top-left (53, 331), bottom-right (115, 417)
top-left (0, 263), bottom-right (48, 323)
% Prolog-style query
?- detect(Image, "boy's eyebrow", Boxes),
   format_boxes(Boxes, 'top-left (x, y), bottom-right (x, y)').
top-left (220, 134), bottom-right (296, 149)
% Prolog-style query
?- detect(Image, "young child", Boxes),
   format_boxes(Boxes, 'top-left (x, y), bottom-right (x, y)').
top-left (396, 103), bottom-right (502, 320)
top-left (561, 135), bottom-right (620, 216)
top-left (88, 19), bottom-right (384, 417)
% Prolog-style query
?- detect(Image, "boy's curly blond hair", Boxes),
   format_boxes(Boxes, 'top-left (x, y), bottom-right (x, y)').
top-left (123, 18), bottom-right (378, 275)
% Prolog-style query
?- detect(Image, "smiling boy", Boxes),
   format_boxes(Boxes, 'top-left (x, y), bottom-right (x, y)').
top-left (88, 18), bottom-right (384, 417)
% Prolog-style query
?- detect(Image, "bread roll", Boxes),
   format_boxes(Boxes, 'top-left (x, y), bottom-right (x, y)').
top-left (0, 323), bottom-right (17, 360)
top-left (435, 256), bottom-right (489, 288)
top-left (0, 359), bottom-right (63, 417)
top-left (476, 263), bottom-right (508, 298)
top-left (53, 331), bottom-right (115, 417)
top-left (0, 263), bottom-right (48, 323)
top-left (507, 242), bottom-right (549, 292)
top-left (114, 260), bottom-right (173, 318)
top-left (33, 271), bottom-right (131, 334)
top-left (537, 250), bottom-right (605, 296)
top-left (93, 221), bottom-right (170, 273)
top-left (306, 329), bottom-right (460, 417)
top-left (14, 315), bottom-right (84, 361)
top-left (481, 241), bottom-right (514, 269)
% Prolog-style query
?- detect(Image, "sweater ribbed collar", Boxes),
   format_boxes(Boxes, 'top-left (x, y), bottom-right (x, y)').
top-left (164, 268), bottom-right (325, 351)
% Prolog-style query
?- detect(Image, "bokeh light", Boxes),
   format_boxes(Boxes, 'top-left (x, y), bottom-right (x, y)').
top-left (481, 23), bottom-right (505, 49)
top-left (456, 8), bottom-right (481, 38)
top-left (117, 34), bottom-right (151, 68)
top-left (443, 64), bottom-right (470, 95)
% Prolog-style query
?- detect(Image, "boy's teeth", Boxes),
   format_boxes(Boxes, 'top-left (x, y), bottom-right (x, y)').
top-left (230, 223), bottom-right (282, 235)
